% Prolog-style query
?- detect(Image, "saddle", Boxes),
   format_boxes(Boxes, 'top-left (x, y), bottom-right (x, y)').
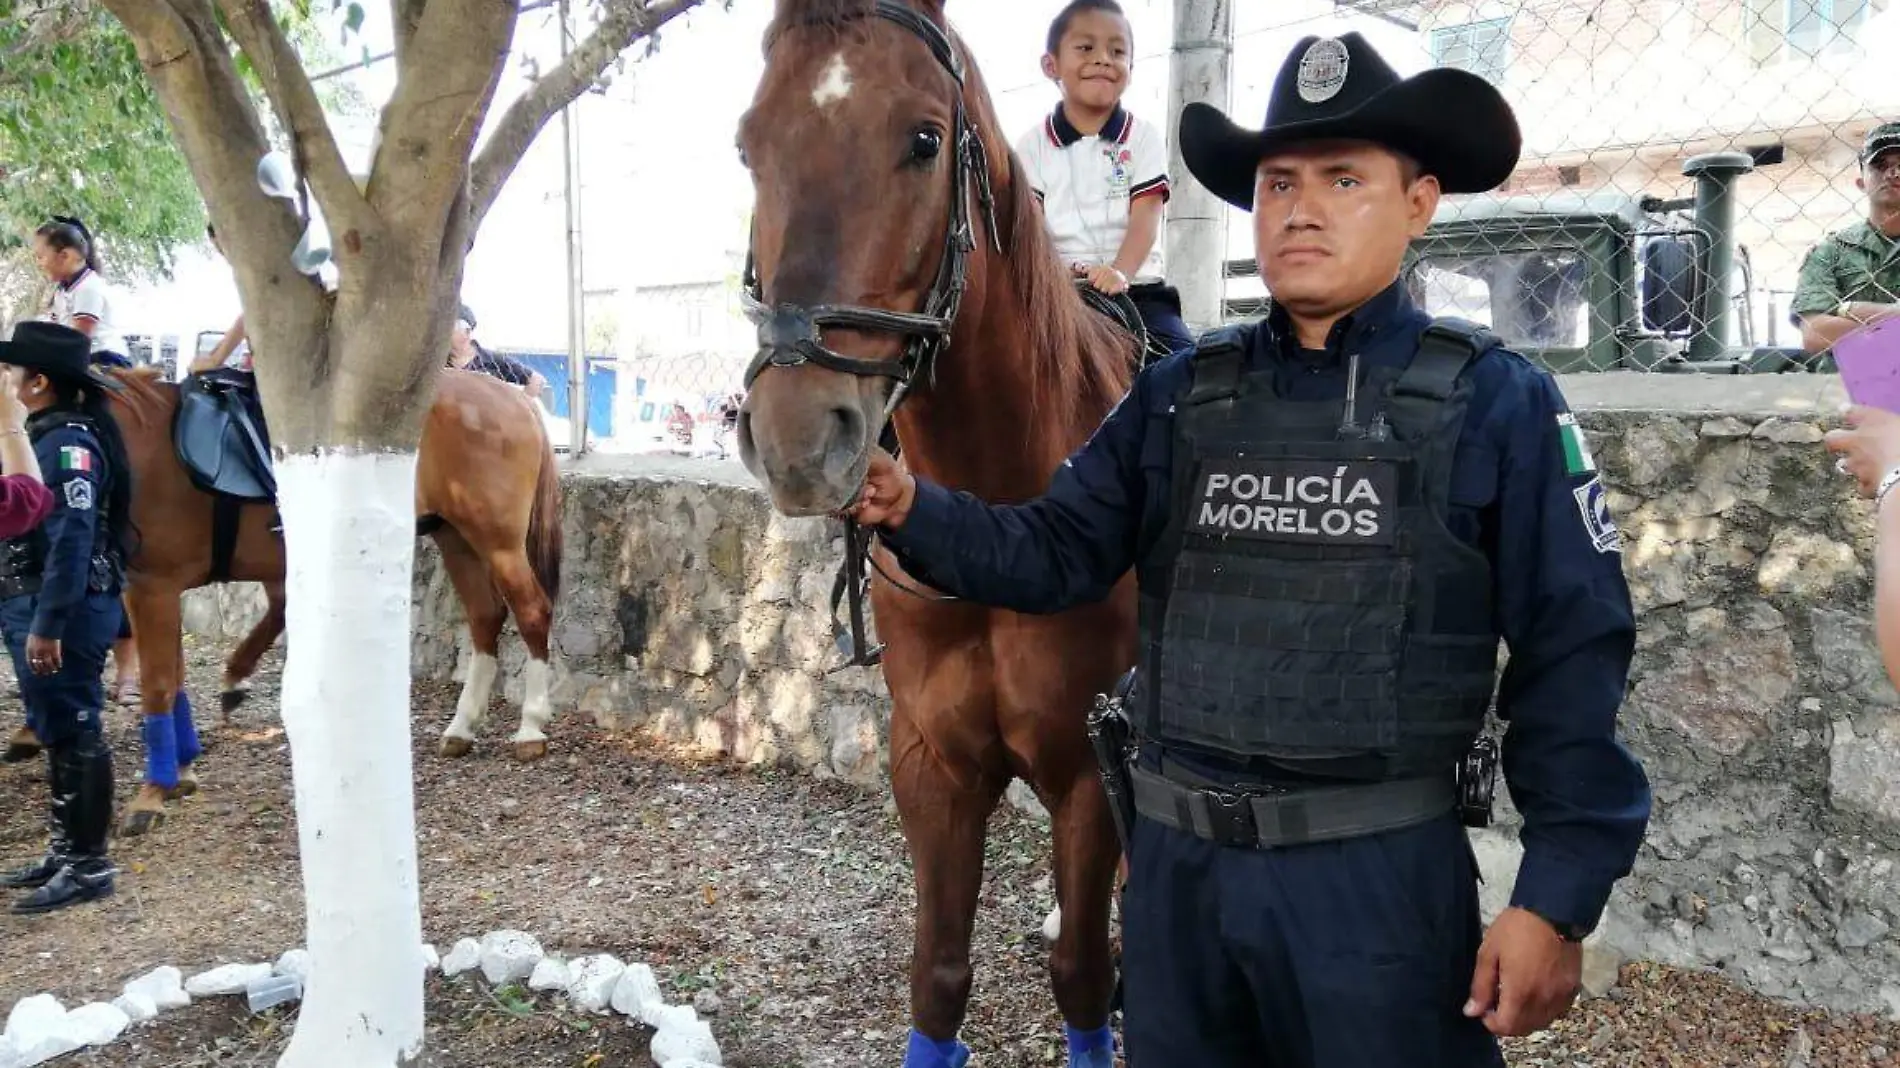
top-left (174, 368), bottom-right (276, 502)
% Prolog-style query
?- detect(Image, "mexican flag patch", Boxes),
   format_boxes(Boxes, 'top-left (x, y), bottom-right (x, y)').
top-left (58, 445), bottom-right (92, 473)
top-left (1556, 413), bottom-right (1595, 476)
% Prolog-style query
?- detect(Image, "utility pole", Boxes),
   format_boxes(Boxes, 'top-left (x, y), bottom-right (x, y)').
top-left (1166, 0), bottom-right (1234, 333)
top-left (559, 0), bottom-right (588, 455)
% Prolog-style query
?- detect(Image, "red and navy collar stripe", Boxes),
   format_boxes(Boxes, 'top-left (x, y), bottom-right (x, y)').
top-left (57, 267), bottom-right (91, 292)
top-left (1046, 104), bottom-right (1134, 148)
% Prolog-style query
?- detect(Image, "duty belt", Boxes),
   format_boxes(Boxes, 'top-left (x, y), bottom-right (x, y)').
top-left (1129, 765), bottom-right (1456, 849)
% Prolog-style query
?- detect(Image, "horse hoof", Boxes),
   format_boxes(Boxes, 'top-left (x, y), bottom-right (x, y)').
top-left (440, 736), bottom-right (474, 759)
top-left (166, 769), bottom-right (200, 801)
top-left (512, 740), bottom-right (548, 763)
top-left (119, 805), bottom-right (167, 839)
top-left (220, 688), bottom-right (249, 717)
top-left (3, 727), bottom-right (43, 764)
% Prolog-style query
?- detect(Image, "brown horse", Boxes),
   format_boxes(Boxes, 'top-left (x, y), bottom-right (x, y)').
top-left (104, 365), bottom-right (564, 835)
top-left (736, 0), bottom-right (1140, 1059)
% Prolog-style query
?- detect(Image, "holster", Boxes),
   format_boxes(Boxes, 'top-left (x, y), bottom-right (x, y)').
top-left (1086, 667), bottom-right (1140, 856)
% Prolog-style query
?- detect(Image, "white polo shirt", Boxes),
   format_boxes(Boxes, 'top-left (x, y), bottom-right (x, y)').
top-left (45, 268), bottom-right (129, 359)
top-left (1013, 105), bottom-right (1171, 284)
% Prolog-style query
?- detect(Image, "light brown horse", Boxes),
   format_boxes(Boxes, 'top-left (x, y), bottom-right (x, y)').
top-left (735, 0), bottom-right (1140, 1057)
top-left (104, 365), bottom-right (564, 835)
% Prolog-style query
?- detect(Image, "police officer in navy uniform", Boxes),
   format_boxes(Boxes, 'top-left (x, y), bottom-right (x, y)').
top-left (843, 32), bottom-right (1652, 1067)
top-left (0, 321), bottom-right (134, 914)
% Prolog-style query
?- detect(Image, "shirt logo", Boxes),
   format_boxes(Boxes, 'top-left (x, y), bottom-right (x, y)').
top-left (1187, 459), bottom-right (1397, 546)
top-left (58, 445), bottom-right (93, 472)
top-left (64, 479), bottom-right (93, 511)
top-left (1104, 145), bottom-right (1132, 189)
top-left (1297, 38), bottom-right (1351, 104)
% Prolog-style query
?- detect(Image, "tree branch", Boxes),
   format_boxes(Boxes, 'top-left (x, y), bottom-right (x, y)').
top-left (391, 0), bottom-right (427, 61)
top-left (367, 0), bottom-right (516, 245)
top-left (214, 0), bottom-right (371, 239)
top-left (468, 0), bottom-right (707, 233)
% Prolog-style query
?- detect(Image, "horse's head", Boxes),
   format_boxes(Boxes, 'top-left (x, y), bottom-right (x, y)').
top-left (735, 0), bottom-right (997, 516)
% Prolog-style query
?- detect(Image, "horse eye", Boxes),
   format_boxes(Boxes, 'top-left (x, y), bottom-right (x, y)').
top-left (908, 128), bottom-right (944, 164)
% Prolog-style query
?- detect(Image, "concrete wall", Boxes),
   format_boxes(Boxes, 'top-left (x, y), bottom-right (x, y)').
top-left (182, 371), bottom-right (1900, 1019)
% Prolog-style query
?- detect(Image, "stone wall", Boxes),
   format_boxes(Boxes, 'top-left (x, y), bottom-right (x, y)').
top-left (183, 372), bottom-right (1900, 1019)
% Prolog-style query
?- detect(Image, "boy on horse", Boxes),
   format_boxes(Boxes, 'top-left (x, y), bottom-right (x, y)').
top-left (1014, 0), bottom-right (1193, 360)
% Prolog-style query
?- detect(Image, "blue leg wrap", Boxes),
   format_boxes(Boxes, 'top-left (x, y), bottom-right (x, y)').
top-left (142, 712), bottom-right (178, 790)
top-left (1065, 1024), bottom-right (1116, 1068)
top-left (172, 690), bottom-right (201, 768)
top-left (903, 1028), bottom-right (971, 1068)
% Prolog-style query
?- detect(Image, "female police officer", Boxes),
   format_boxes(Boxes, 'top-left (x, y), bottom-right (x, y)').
top-left (0, 321), bottom-right (136, 914)
top-left (845, 31), bottom-right (1652, 1068)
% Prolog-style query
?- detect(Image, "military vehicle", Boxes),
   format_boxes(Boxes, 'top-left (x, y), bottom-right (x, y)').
top-left (1222, 149), bottom-right (1828, 375)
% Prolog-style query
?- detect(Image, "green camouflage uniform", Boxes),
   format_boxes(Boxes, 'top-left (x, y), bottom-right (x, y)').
top-left (1791, 220), bottom-right (1900, 323)
top-left (1791, 122), bottom-right (1900, 327)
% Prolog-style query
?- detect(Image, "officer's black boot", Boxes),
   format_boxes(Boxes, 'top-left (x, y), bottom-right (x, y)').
top-left (0, 751), bottom-right (72, 890)
top-left (12, 740), bottom-right (116, 914)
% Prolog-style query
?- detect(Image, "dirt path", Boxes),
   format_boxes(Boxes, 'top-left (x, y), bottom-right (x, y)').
top-left (2, 639), bottom-right (1898, 1067)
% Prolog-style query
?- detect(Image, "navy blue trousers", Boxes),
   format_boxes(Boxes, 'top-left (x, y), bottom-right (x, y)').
top-left (1127, 283), bottom-right (1194, 358)
top-left (1120, 809), bottom-right (1505, 1068)
top-left (0, 593), bottom-right (120, 749)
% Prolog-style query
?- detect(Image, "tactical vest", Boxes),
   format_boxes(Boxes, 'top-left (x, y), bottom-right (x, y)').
top-left (1133, 318), bottom-right (1502, 782)
top-left (0, 412), bottom-right (118, 598)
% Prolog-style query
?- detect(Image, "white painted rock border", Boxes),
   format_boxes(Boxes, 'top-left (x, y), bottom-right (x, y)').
top-left (0, 929), bottom-right (723, 1067)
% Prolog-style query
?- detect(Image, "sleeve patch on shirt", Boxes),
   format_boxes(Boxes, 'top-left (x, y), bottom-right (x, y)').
top-left (1556, 413), bottom-right (1596, 475)
top-left (1572, 476), bottom-right (1621, 554)
top-left (64, 478), bottom-right (93, 511)
top-left (58, 445), bottom-right (93, 473)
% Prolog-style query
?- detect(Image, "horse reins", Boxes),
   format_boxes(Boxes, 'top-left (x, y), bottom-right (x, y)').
top-left (741, 1), bottom-right (1003, 669)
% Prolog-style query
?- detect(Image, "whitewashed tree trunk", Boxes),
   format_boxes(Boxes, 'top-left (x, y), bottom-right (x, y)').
top-left (274, 449), bottom-right (426, 1068)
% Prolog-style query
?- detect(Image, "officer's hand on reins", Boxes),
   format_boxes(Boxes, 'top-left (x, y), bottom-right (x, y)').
top-left (25, 634), bottom-right (61, 676)
top-left (839, 447), bottom-right (915, 529)
top-left (1463, 906), bottom-right (1582, 1037)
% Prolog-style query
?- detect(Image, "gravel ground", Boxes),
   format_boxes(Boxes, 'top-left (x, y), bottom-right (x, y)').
top-left (2, 635), bottom-right (1899, 1066)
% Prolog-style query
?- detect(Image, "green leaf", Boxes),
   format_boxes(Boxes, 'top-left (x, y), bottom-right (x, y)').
top-left (345, 2), bottom-right (365, 34)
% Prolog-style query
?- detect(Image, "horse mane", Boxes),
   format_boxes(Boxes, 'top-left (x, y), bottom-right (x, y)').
top-left (103, 365), bottom-right (177, 432)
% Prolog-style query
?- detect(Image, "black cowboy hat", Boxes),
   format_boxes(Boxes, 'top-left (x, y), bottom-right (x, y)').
top-left (0, 321), bottom-right (121, 392)
top-left (1180, 32), bottom-right (1522, 209)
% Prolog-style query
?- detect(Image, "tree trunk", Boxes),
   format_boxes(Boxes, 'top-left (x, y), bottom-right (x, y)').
top-left (273, 447), bottom-right (426, 1068)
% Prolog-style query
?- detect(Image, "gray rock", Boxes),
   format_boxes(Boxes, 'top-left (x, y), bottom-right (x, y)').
top-left (692, 989), bottom-right (723, 1016)
top-left (1837, 911), bottom-right (1892, 950)
top-left (1830, 716), bottom-right (1900, 824)
top-left (1634, 609), bottom-right (1794, 757)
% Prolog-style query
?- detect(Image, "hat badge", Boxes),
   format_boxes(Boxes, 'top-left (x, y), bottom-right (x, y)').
top-left (1296, 37), bottom-right (1350, 103)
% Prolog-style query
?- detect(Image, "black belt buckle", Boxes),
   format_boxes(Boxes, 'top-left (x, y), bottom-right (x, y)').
top-left (1456, 735), bottom-right (1500, 829)
top-left (1202, 787), bottom-right (1258, 847)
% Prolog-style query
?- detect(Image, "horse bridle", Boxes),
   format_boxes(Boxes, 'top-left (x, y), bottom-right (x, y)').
top-left (740, 0), bottom-right (1001, 418)
top-left (740, 2), bottom-right (1002, 669)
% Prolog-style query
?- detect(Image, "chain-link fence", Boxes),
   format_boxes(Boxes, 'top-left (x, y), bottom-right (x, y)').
top-left (1221, 0), bottom-right (1897, 375)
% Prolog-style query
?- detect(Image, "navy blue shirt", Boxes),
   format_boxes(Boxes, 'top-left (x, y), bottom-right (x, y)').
top-left (880, 280), bottom-right (1652, 934)
top-left (25, 413), bottom-right (111, 638)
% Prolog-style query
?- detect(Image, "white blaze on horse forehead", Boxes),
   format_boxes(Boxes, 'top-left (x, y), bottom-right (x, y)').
top-left (811, 51), bottom-right (853, 108)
